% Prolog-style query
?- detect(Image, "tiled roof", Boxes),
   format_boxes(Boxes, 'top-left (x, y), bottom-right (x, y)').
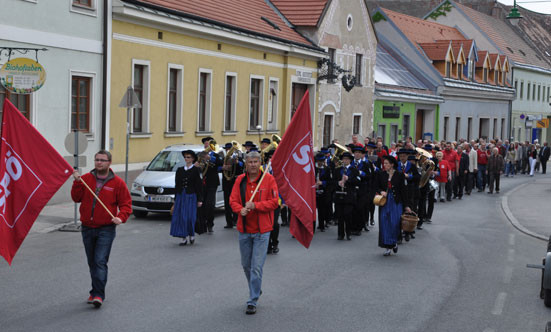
top-left (453, 2), bottom-right (550, 68)
top-left (382, 8), bottom-right (465, 50)
top-left (270, 0), bottom-right (329, 26)
top-left (125, 0), bottom-right (315, 48)
top-left (476, 51), bottom-right (489, 67)
top-left (418, 41), bottom-right (451, 61)
top-left (489, 53), bottom-right (499, 68)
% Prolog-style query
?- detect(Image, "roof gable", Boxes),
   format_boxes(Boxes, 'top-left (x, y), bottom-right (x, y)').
top-left (270, 0), bottom-right (330, 27)
top-left (476, 51), bottom-right (490, 68)
top-left (418, 41), bottom-right (455, 62)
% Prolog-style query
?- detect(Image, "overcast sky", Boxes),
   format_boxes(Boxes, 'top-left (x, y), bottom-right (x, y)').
top-left (497, 0), bottom-right (551, 14)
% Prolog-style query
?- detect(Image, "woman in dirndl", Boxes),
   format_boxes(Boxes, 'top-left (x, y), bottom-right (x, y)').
top-left (376, 155), bottom-right (412, 256)
top-left (171, 150), bottom-right (203, 246)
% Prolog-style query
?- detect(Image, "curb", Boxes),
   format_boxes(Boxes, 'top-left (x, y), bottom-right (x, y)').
top-left (501, 182), bottom-right (548, 242)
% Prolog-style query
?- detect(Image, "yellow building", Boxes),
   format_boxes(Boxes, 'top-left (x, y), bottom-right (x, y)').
top-left (109, 0), bottom-right (324, 164)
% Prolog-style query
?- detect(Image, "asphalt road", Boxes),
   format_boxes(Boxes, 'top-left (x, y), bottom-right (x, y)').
top-left (1, 175), bottom-right (550, 332)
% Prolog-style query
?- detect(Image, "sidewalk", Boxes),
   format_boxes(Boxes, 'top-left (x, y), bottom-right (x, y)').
top-left (30, 201), bottom-right (78, 234)
top-left (502, 174), bottom-right (551, 241)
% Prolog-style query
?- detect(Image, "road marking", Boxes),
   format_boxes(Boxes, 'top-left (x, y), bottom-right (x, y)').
top-left (492, 292), bottom-right (507, 315)
top-left (503, 266), bottom-right (513, 284)
top-left (507, 249), bottom-right (515, 262)
top-left (509, 233), bottom-right (515, 246)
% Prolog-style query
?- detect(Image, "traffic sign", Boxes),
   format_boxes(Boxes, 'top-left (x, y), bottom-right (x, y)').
top-left (537, 119), bottom-right (549, 128)
top-left (119, 86), bottom-right (141, 108)
top-left (64, 155), bottom-right (87, 166)
top-left (64, 131), bottom-right (88, 155)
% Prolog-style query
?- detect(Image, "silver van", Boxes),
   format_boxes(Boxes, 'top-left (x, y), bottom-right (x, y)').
top-left (131, 144), bottom-right (225, 217)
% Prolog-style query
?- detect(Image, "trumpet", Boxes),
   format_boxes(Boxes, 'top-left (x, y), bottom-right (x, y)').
top-left (223, 140), bottom-right (242, 181)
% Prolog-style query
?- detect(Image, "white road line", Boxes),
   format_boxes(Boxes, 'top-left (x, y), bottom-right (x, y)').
top-left (492, 292), bottom-right (507, 315)
top-left (507, 249), bottom-right (515, 262)
top-left (503, 266), bottom-right (513, 284)
top-left (509, 233), bottom-right (515, 246)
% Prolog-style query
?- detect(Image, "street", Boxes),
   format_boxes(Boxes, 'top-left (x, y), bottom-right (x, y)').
top-left (1, 175), bottom-right (550, 332)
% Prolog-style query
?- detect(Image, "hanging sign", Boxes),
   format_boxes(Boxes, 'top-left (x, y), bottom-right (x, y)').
top-left (0, 58), bottom-right (47, 94)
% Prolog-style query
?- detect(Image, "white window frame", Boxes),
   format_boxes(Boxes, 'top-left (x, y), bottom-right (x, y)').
top-left (197, 68), bottom-right (213, 134)
top-left (165, 64), bottom-right (184, 136)
top-left (70, 0), bottom-right (98, 17)
top-left (267, 77), bottom-right (279, 132)
top-left (68, 70), bottom-right (96, 138)
top-left (223, 72), bottom-right (237, 134)
top-left (131, 59), bottom-right (151, 137)
top-left (248, 75), bottom-right (265, 132)
top-left (352, 113), bottom-right (362, 135)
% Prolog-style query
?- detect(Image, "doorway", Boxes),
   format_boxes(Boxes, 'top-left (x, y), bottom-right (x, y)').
top-left (416, 109), bottom-right (425, 141)
top-left (291, 83), bottom-right (308, 119)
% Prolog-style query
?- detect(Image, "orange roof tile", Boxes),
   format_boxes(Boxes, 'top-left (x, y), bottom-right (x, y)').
top-left (489, 53), bottom-right (500, 68)
top-left (271, 0), bottom-right (329, 26)
top-left (418, 41), bottom-right (451, 61)
top-left (476, 51), bottom-right (489, 67)
top-left (129, 0), bottom-right (315, 47)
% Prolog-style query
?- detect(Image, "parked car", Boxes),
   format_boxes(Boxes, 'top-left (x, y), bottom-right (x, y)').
top-left (131, 144), bottom-right (225, 218)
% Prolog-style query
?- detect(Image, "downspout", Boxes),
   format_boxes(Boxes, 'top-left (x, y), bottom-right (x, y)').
top-left (101, 0), bottom-right (108, 149)
top-left (509, 66), bottom-right (514, 141)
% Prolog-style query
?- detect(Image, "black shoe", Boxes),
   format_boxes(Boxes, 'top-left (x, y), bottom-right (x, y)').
top-left (208, 227), bottom-right (213, 233)
top-left (224, 226), bottom-right (233, 229)
top-left (425, 219), bottom-right (432, 223)
top-left (337, 236), bottom-right (344, 241)
top-left (496, 190), bottom-right (499, 193)
top-left (417, 225), bottom-right (423, 230)
top-left (405, 234), bottom-right (410, 242)
top-left (458, 196), bottom-right (462, 200)
top-left (179, 239), bottom-right (188, 246)
top-left (190, 237), bottom-right (195, 245)
top-left (410, 233), bottom-right (415, 239)
top-left (267, 248), bottom-right (273, 254)
top-left (392, 245), bottom-right (398, 253)
top-left (346, 235), bottom-right (352, 240)
top-left (446, 199), bottom-right (452, 202)
top-left (370, 220), bottom-right (375, 226)
top-left (320, 229), bottom-right (325, 232)
top-left (440, 199), bottom-right (445, 202)
top-left (272, 247), bottom-right (279, 254)
top-left (246, 305), bottom-right (256, 315)
top-left (477, 189), bottom-right (483, 192)
top-left (488, 191), bottom-right (493, 194)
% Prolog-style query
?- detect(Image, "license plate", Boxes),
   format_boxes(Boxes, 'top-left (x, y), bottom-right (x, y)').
top-left (147, 195), bottom-right (172, 202)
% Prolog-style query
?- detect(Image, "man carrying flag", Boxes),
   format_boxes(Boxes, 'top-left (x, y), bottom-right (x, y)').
top-left (0, 100), bottom-right (73, 265)
top-left (271, 91), bottom-right (316, 248)
top-left (72, 150), bottom-right (132, 308)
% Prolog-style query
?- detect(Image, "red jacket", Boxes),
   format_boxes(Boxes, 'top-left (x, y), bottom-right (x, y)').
top-left (71, 169), bottom-right (132, 228)
top-left (230, 172), bottom-right (279, 234)
top-left (436, 160), bottom-right (450, 183)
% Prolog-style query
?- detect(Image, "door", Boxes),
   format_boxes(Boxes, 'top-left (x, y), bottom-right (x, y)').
top-left (291, 83), bottom-right (308, 119)
top-left (416, 109), bottom-right (424, 141)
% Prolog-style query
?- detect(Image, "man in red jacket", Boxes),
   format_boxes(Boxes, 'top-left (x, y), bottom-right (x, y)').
top-left (230, 151), bottom-right (279, 315)
top-left (71, 150), bottom-right (132, 308)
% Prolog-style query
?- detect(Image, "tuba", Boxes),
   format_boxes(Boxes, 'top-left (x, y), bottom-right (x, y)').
top-left (223, 141), bottom-right (242, 181)
top-left (201, 139), bottom-right (220, 177)
top-left (261, 138), bottom-right (279, 163)
top-left (331, 143), bottom-right (349, 168)
top-left (416, 147), bottom-right (435, 188)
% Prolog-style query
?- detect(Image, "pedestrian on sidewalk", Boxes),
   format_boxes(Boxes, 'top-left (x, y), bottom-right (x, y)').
top-left (170, 150), bottom-right (203, 246)
top-left (529, 144), bottom-right (538, 177)
top-left (505, 145), bottom-right (516, 177)
top-left (230, 151), bottom-right (279, 315)
top-left (540, 142), bottom-right (550, 174)
top-left (71, 150), bottom-right (132, 308)
top-left (487, 147), bottom-right (504, 194)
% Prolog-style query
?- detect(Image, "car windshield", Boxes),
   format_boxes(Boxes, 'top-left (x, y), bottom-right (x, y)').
top-left (147, 151), bottom-right (185, 172)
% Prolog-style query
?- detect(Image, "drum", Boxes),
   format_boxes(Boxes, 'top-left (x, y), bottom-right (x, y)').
top-left (373, 194), bottom-right (387, 207)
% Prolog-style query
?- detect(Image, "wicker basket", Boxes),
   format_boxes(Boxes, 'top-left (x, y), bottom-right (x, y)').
top-left (401, 212), bottom-right (419, 232)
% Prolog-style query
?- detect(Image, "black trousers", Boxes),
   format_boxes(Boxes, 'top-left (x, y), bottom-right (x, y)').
top-left (353, 193), bottom-right (368, 232)
top-left (280, 206), bottom-right (291, 225)
top-left (201, 186), bottom-right (217, 229)
top-left (222, 179), bottom-right (237, 227)
top-left (426, 189), bottom-right (435, 220)
top-left (488, 172), bottom-right (501, 193)
top-left (456, 172), bottom-right (466, 197)
top-left (269, 207), bottom-right (280, 250)
top-left (316, 195), bottom-right (331, 231)
top-left (446, 172), bottom-right (456, 200)
top-left (335, 203), bottom-right (353, 238)
top-left (542, 159), bottom-right (548, 174)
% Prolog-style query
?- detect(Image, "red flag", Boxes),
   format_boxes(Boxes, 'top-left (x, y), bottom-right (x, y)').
top-left (271, 90), bottom-right (316, 248)
top-left (0, 99), bottom-right (73, 265)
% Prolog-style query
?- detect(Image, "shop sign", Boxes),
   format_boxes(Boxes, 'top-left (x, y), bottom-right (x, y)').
top-left (382, 106), bottom-right (400, 118)
top-left (0, 58), bottom-right (47, 94)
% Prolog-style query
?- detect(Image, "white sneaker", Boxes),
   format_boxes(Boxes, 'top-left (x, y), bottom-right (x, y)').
top-left (383, 249), bottom-right (391, 256)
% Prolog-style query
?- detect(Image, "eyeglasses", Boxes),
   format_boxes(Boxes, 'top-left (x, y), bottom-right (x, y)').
top-left (94, 159), bottom-right (110, 162)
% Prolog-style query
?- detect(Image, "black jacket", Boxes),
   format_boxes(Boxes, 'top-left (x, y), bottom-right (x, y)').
top-left (376, 171), bottom-right (408, 208)
top-left (203, 152), bottom-right (223, 188)
top-left (333, 165), bottom-right (359, 205)
top-left (175, 165), bottom-right (203, 201)
top-left (459, 152), bottom-right (470, 173)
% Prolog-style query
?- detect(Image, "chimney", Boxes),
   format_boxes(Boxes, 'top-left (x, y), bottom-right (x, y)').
top-left (492, 4), bottom-right (503, 19)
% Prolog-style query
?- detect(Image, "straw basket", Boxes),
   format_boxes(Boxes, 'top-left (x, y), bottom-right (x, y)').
top-left (373, 194), bottom-right (387, 207)
top-left (401, 212), bottom-right (419, 232)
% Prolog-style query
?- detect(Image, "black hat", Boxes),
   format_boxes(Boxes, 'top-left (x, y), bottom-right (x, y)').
top-left (249, 146), bottom-right (259, 152)
top-left (366, 142), bottom-right (377, 149)
top-left (424, 144), bottom-right (434, 151)
top-left (315, 152), bottom-right (326, 161)
top-left (352, 145), bottom-right (366, 153)
top-left (397, 148), bottom-right (415, 155)
top-left (341, 152), bottom-right (353, 160)
top-left (261, 138), bottom-right (271, 145)
top-left (201, 136), bottom-right (214, 144)
top-left (347, 143), bottom-right (356, 150)
top-left (382, 155), bottom-right (398, 168)
top-left (181, 150), bottom-right (197, 162)
top-left (223, 142), bottom-right (233, 149)
top-left (320, 147), bottom-right (330, 154)
top-left (243, 141), bottom-right (255, 147)
top-left (433, 146), bottom-right (440, 151)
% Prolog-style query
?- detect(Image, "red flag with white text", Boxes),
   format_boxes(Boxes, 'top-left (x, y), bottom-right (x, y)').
top-left (271, 90), bottom-right (316, 248)
top-left (0, 99), bottom-right (73, 265)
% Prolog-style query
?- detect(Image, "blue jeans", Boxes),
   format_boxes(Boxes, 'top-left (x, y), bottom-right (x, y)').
top-left (505, 162), bottom-right (515, 176)
top-left (477, 165), bottom-right (487, 190)
top-left (82, 225), bottom-right (116, 300)
top-left (239, 231), bottom-right (270, 307)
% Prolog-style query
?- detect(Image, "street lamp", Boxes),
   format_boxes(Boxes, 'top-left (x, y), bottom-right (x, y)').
top-left (506, 0), bottom-right (523, 26)
top-left (256, 125), bottom-right (262, 145)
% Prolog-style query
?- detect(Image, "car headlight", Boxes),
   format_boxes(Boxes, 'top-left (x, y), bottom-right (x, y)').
top-left (132, 182), bottom-right (144, 192)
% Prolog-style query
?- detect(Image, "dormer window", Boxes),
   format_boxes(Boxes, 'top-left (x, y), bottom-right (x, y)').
top-left (471, 61), bottom-right (476, 82)
top-left (446, 61), bottom-right (451, 78)
top-left (494, 70), bottom-right (498, 85)
top-left (483, 68), bottom-right (488, 83)
top-left (458, 64), bottom-right (463, 80)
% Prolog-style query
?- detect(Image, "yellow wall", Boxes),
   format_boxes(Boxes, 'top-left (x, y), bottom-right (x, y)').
top-left (110, 20), bottom-right (318, 164)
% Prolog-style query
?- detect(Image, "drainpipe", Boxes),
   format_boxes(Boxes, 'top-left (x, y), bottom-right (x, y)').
top-left (509, 67), bottom-right (514, 141)
top-left (101, 0), bottom-right (108, 149)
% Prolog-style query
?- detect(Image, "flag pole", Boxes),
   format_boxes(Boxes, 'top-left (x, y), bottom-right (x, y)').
top-left (78, 179), bottom-right (116, 219)
top-left (248, 161), bottom-right (271, 202)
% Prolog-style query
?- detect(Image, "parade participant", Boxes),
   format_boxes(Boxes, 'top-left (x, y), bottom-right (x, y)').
top-left (376, 141), bottom-right (388, 159)
top-left (243, 141), bottom-right (255, 153)
top-left (351, 146), bottom-right (368, 235)
top-left (333, 152), bottom-right (359, 241)
top-left (487, 147), bottom-right (504, 194)
top-left (540, 142), bottom-right (550, 174)
top-left (477, 141), bottom-right (489, 192)
top-left (198, 137), bottom-right (223, 233)
top-left (443, 142), bottom-right (459, 200)
top-left (171, 150), bottom-right (203, 245)
top-left (230, 151), bottom-right (279, 315)
top-left (315, 152), bottom-right (334, 232)
top-left (418, 144), bottom-right (436, 228)
top-left (71, 150), bottom-right (132, 308)
top-left (397, 148), bottom-right (419, 241)
top-left (377, 155), bottom-right (411, 256)
top-left (528, 144), bottom-right (537, 176)
top-left (467, 142), bottom-right (477, 194)
top-left (262, 150), bottom-right (280, 254)
top-left (260, 138), bottom-right (271, 151)
top-left (457, 145), bottom-right (469, 200)
top-left (435, 151), bottom-right (450, 202)
top-left (222, 142), bottom-right (244, 229)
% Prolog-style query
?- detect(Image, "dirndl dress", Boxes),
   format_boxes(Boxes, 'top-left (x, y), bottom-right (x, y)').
top-left (378, 190), bottom-right (403, 249)
top-left (170, 192), bottom-right (197, 238)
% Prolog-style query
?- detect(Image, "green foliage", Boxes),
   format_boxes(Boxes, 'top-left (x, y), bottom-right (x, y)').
top-left (372, 11), bottom-right (387, 23)
top-left (428, 1), bottom-right (452, 20)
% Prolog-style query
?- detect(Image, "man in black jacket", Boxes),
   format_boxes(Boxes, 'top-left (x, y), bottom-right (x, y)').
top-left (457, 145), bottom-right (469, 199)
top-left (198, 137), bottom-right (223, 233)
top-left (540, 142), bottom-right (550, 174)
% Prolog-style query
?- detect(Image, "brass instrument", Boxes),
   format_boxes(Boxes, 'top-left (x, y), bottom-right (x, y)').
top-left (223, 140), bottom-right (242, 181)
top-left (272, 134), bottom-right (281, 144)
top-left (260, 138), bottom-right (279, 163)
top-left (416, 147), bottom-right (435, 188)
top-left (331, 143), bottom-right (348, 168)
top-left (201, 139), bottom-right (220, 177)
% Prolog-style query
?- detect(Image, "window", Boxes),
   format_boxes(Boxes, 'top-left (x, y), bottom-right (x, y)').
top-left (328, 48), bottom-right (336, 84)
top-left (483, 68), bottom-right (488, 83)
top-left (377, 124), bottom-right (386, 144)
top-left (514, 80), bottom-right (518, 94)
top-left (166, 65), bottom-right (183, 133)
top-left (224, 74), bottom-right (236, 132)
top-left (533, 83), bottom-right (536, 100)
top-left (197, 70), bottom-right (212, 132)
top-left (267, 79), bottom-right (278, 131)
top-left (501, 118), bottom-right (505, 140)
top-left (355, 54), bottom-right (362, 86)
top-left (443, 116), bottom-right (449, 141)
top-left (132, 61), bottom-right (150, 134)
top-left (520, 81), bottom-right (524, 100)
top-left (73, 0), bottom-right (92, 7)
top-left (470, 60), bottom-right (476, 82)
top-left (493, 118), bottom-right (497, 139)
top-left (548, 87), bottom-right (550, 102)
top-left (494, 71), bottom-right (498, 85)
top-left (390, 124), bottom-right (398, 144)
top-left (353, 115), bottom-right (361, 135)
top-left (527, 83), bottom-right (531, 100)
top-left (323, 114), bottom-right (333, 147)
top-left (467, 117), bottom-right (472, 141)
top-left (402, 114), bottom-right (410, 139)
top-left (71, 76), bottom-right (91, 132)
top-left (71, 0), bottom-right (96, 16)
top-left (538, 85), bottom-right (541, 102)
top-left (455, 117), bottom-right (461, 141)
top-left (249, 77), bottom-right (264, 130)
top-left (458, 64), bottom-right (463, 80)
top-left (446, 62), bottom-right (451, 78)
top-left (0, 85), bottom-right (30, 120)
